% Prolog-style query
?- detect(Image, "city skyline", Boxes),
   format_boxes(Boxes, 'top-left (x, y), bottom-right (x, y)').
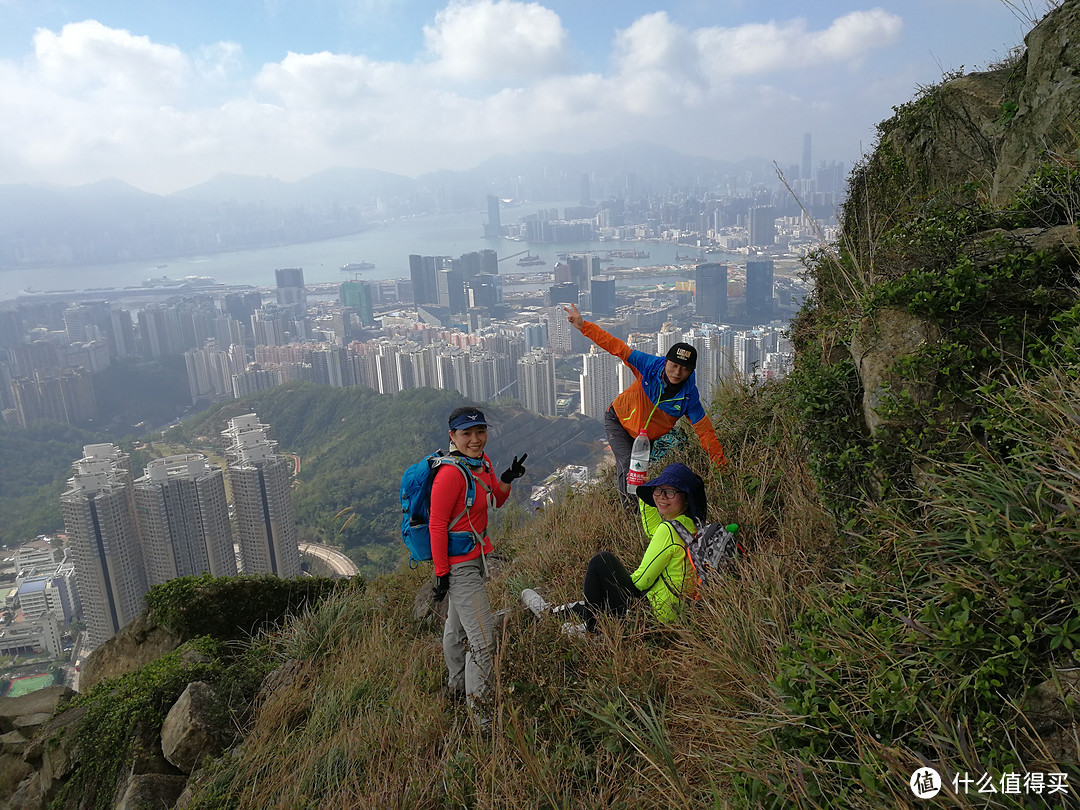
top-left (0, 0), bottom-right (1033, 194)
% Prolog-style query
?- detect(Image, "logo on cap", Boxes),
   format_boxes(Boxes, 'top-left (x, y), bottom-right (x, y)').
top-left (676, 348), bottom-right (691, 360)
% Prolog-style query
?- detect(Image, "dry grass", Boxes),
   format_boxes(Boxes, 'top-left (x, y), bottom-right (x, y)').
top-left (186, 377), bottom-right (837, 808)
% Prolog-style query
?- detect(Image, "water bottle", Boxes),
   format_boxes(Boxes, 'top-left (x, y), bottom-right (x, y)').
top-left (626, 429), bottom-right (651, 495)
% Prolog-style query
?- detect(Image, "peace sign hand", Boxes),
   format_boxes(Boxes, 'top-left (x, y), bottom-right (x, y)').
top-left (564, 303), bottom-right (584, 331)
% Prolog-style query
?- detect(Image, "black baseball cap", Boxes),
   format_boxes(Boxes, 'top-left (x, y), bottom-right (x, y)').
top-left (665, 342), bottom-right (697, 371)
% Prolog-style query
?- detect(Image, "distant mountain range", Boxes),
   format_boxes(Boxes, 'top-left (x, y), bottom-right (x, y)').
top-left (0, 143), bottom-right (778, 268)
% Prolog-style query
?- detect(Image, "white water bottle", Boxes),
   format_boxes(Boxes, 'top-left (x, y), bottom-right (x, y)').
top-left (626, 429), bottom-right (651, 495)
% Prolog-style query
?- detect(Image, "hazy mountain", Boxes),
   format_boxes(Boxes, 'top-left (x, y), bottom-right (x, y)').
top-left (0, 143), bottom-right (782, 268)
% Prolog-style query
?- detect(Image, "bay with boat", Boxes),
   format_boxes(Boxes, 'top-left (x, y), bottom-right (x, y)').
top-left (0, 205), bottom-right (747, 303)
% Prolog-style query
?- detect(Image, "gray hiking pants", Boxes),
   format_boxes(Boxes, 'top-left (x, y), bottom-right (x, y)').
top-left (605, 406), bottom-right (636, 506)
top-left (443, 555), bottom-right (494, 702)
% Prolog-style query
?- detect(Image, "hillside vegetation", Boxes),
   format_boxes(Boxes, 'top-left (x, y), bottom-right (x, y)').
top-left (9, 5), bottom-right (1080, 808)
top-left (179, 6), bottom-right (1078, 807)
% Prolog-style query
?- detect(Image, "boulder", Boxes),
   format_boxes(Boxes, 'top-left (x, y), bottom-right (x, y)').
top-left (0, 752), bottom-right (33, 798)
top-left (128, 724), bottom-right (183, 777)
top-left (257, 659), bottom-right (306, 705)
top-left (0, 730), bottom-right (28, 757)
top-left (849, 308), bottom-right (941, 435)
top-left (160, 682), bottom-right (225, 775)
top-left (11, 714), bottom-right (53, 736)
top-left (0, 687), bottom-right (75, 734)
top-left (1020, 668), bottom-right (1080, 764)
top-left (80, 614), bottom-right (183, 693)
top-left (6, 771), bottom-right (43, 810)
top-left (22, 705), bottom-right (86, 766)
top-left (115, 773), bottom-right (187, 810)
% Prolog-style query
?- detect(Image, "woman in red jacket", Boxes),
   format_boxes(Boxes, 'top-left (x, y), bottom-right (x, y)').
top-left (429, 406), bottom-right (527, 711)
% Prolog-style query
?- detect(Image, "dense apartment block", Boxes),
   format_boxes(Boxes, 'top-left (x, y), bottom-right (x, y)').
top-left (60, 443), bottom-right (147, 649)
top-left (223, 414), bottom-right (302, 578)
top-left (134, 454), bottom-right (238, 585)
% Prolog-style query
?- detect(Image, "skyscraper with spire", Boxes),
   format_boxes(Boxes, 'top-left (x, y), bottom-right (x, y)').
top-left (60, 443), bottom-right (147, 649)
top-left (223, 414), bottom-right (302, 577)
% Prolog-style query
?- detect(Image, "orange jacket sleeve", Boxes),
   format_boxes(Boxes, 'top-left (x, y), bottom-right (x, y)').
top-left (580, 320), bottom-right (632, 362)
top-left (691, 414), bottom-right (727, 466)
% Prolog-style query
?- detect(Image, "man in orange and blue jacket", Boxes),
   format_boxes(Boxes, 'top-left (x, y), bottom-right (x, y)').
top-left (564, 303), bottom-right (727, 503)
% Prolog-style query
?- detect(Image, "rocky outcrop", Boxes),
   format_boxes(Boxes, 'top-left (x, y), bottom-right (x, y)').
top-left (993, 1), bottom-right (1080, 203)
top-left (2, 677), bottom-right (231, 809)
top-left (0, 687), bottom-right (74, 734)
top-left (849, 308), bottom-right (941, 435)
top-left (80, 613), bottom-right (183, 693)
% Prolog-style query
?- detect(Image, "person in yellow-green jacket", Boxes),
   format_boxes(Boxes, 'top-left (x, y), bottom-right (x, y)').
top-left (521, 463), bottom-right (706, 636)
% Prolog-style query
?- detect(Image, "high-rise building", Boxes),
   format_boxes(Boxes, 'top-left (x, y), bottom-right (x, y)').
top-left (745, 260), bottom-right (776, 324)
top-left (590, 276), bottom-right (617, 317)
top-left (484, 195), bottom-right (502, 238)
top-left (275, 268), bottom-right (307, 313)
top-left (656, 325), bottom-right (683, 356)
top-left (133, 454), bottom-right (237, 586)
top-left (10, 366), bottom-right (96, 427)
top-left (60, 444), bottom-right (147, 649)
top-left (579, 347), bottom-right (626, 419)
top-left (734, 329), bottom-right (766, 377)
top-left (107, 309), bottom-right (136, 359)
top-left (801, 133), bottom-right (812, 181)
top-left (694, 263), bottom-right (728, 323)
top-left (547, 282), bottom-right (579, 307)
top-left (409, 255), bottom-right (448, 307)
top-left (137, 304), bottom-right (184, 357)
top-left (340, 281), bottom-right (375, 328)
top-left (225, 291), bottom-right (264, 325)
top-left (437, 267), bottom-right (467, 315)
top-left (542, 306), bottom-right (575, 353)
top-left (223, 415), bottom-right (302, 578)
top-left (517, 349), bottom-right (557, 416)
top-left (749, 206), bottom-right (777, 248)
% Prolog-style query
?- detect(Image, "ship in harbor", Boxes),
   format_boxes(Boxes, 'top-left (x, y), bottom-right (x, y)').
top-left (516, 253), bottom-right (546, 267)
top-left (340, 261), bottom-right (376, 272)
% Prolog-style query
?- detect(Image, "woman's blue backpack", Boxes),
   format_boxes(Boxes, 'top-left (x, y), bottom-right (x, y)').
top-left (400, 452), bottom-right (477, 567)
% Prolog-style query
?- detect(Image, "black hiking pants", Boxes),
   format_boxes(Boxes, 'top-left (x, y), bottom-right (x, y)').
top-left (575, 550), bottom-right (646, 631)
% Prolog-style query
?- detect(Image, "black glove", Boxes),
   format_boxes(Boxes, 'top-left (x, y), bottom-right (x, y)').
top-left (500, 453), bottom-right (529, 484)
top-left (432, 574), bottom-right (450, 603)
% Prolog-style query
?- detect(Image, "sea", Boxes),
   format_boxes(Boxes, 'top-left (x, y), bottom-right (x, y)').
top-left (0, 204), bottom-right (741, 304)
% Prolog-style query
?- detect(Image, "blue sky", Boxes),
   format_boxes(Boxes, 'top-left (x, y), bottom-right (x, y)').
top-left (0, 0), bottom-right (1037, 193)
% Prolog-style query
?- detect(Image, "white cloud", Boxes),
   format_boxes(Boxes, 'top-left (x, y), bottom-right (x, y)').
top-left (32, 20), bottom-right (190, 102)
top-left (0, 7), bottom-right (915, 192)
top-left (615, 10), bottom-right (904, 95)
top-left (423, 0), bottom-right (569, 81)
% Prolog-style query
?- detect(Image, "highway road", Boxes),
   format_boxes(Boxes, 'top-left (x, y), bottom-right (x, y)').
top-left (299, 542), bottom-right (359, 577)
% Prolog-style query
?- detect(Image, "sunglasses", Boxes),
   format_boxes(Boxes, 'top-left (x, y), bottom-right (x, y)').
top-left (653, 487), bottom-right (683, 499)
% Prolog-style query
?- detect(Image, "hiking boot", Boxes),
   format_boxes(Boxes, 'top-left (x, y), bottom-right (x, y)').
top-left (560, 621), bottom-right (588, 639)
top-left (521, 588), bottom-right (550, 617)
